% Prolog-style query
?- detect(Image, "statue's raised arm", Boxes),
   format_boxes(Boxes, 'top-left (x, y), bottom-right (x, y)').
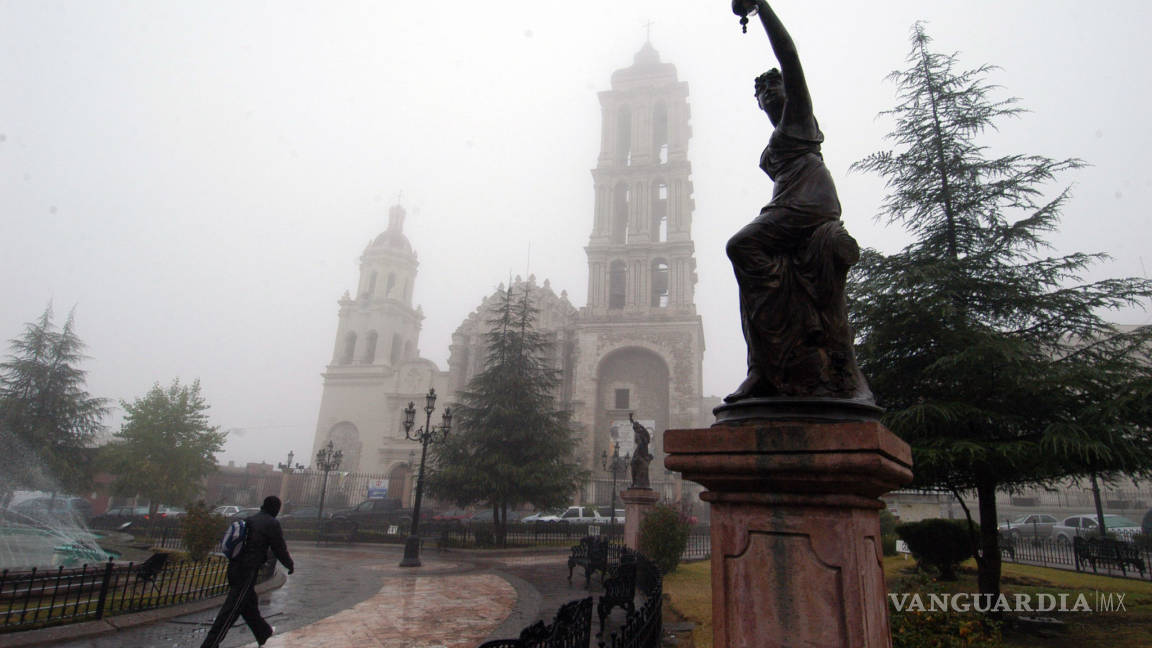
top-left (734, 0), bottom-right (814, 132)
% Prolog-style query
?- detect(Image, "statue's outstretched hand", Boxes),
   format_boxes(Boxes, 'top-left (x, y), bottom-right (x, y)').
top-left (732, 0), bottom-right (758, 17)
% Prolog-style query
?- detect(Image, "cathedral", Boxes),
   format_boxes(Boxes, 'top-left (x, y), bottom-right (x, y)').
top-left (310, 42), bottom-right (713, 507)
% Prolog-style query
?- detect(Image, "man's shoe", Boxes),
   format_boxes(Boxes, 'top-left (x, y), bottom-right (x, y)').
top-left (259, 626), bottom-right (274, 646)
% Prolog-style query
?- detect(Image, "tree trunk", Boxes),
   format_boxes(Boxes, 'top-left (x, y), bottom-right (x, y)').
top-left (975, 480), bottom-right (1001, 599)
top-left (1090, 472), bottom-right (1107, 537)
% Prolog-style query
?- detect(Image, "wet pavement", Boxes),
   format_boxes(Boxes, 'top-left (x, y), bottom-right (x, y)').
top-left (39, 543), bottom-right (620, 648)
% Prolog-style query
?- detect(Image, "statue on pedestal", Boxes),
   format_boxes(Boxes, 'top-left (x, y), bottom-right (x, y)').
top-left (724, 0), bottom-right (873, 406)
top-left (629, 413), bottom-right (653, 489)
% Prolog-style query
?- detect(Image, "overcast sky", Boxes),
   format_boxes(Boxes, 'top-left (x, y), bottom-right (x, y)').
top-left (2, 1), bottom-right (1149, 467)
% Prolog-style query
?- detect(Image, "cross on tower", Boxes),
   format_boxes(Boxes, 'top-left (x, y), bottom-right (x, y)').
top-left (643, 20), bottom-right (655, 43)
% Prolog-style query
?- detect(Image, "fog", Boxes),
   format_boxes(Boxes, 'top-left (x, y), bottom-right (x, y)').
top-left (2, 1), bottom-right (1149, 466)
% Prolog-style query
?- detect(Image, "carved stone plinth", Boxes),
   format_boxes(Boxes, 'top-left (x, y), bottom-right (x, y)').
top-left (620, 487), bottom-right (660, 549)
top-left (664, 420), bottom-right (912, 648)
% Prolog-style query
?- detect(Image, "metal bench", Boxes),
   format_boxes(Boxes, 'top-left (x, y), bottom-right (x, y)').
top-left (567, 536), bottom-right (610, 588)
top-left (477, 596), bottom-right (592, 648)
top-left (1073, 536), bottom-right (1146, 576)
top-left (597, 550), bottom-right (637, 637)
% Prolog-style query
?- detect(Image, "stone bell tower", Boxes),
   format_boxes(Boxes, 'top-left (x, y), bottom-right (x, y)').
top-left (572, 41), bottom-right (706, 503)
top-left (312, 203), bottom-right (449, 483)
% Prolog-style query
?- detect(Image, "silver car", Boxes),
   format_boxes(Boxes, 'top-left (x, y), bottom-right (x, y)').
top-left (998, 513), bottom-right (1058, 540)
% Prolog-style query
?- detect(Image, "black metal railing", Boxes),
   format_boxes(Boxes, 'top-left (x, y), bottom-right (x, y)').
top-left (0, 555), bottom-right (277, 632)
top-left (681, 528), bottom-right (711, 562)
top-left (999, 535), bottom-right (1152, 580)
top-left (597, 553), bottom-right (662, 648)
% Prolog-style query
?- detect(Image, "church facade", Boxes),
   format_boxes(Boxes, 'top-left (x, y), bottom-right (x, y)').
top-left (311, 43), bottom-right (710, 507)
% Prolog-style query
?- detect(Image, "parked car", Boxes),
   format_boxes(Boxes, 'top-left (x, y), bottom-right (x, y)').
top-left (1052, 514), bottom-right (1141, 545)
top-left (154, 506), bottom-right (186, 519)
top-left (468, 509), bottom-right (522, 525)
top-left (280, 506), bottom-right (331, 520)
top-left (333, 499), bottom-right (429, 526)
top-left (228, 507), bottom-right (261, 520)
top-left (998, 513), bottom-right (1058, 540)
top-left (551, 506), bottom-right (609, 526)
top-left (211, 505), bottom-right (243, 517)
top-left (90, 505), bottom-right (151, 526)
top-left (12, 496), bottom-right (93, 524)
top-left (432, 508), bottom-right (473, 523)
top-left (522, 510), bottom-right (563, 523)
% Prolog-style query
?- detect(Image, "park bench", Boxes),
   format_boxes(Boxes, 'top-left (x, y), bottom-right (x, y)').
top-left (1073, 536), bottom-right (1146, 576)
top-left (477, 596), bottom-right (592, 648)
top-left (318, 518), bottom-right (358, 545)
top-left (597, 550), bottom-right (637, 637)
top-left (567, 536), bottom-right (610, 587)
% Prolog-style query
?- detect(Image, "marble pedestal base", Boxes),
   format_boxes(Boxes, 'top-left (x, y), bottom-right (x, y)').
top-left (665, 420), bottom-right (912, 648)
top-left (620, 487), bottom-right (659, 550)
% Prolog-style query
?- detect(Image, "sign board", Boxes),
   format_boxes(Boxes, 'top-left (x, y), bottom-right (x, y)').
top-left (895, 540), bottom-right (911, 554)
top-left (387, 525), bottom-right (399, 536)
top-left (367, 479), bottom-right (389, 499)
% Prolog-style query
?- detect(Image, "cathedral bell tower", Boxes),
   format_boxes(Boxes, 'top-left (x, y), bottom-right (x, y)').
top-left (572, 42), bottom-right (705, 504)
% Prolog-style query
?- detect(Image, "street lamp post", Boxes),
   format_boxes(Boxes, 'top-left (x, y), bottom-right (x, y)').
top-left (601, 442), bottom-right (630, 528)
top-left (277, 450), bottom-right (305, 507)
top-left (400, 387), bottom-right (452, 567)
top-left (315, 441), bottom-right (343, 522)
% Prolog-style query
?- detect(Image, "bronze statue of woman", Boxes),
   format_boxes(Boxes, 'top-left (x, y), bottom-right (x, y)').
top-left (724, 0), bottom-right (872, 404)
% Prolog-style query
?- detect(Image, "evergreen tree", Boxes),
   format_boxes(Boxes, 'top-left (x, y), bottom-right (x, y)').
top-left (850, 23), bottom-right (1152, 599)
top-left (103, 379), bottom-right (225, 519)
top-left (427, 283), bottom-right (587, 545)
top-left (0, 305), bottom-right (108, 504)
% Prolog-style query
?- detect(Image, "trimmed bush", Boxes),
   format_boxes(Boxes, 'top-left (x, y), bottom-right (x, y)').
top-left (880, 509), bottom-right (898, 557)
top-left (895, 518), bottom-right (976, 580)
top-left (181, 500), bottom-right (228, 562)
top-left (639, 503), bottom-right (690, 574)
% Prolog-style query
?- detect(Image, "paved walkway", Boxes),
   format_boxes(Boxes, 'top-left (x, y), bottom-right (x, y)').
top-left (38, 543), bottom-right (622, 648)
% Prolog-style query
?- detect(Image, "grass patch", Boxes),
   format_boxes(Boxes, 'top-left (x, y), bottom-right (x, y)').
top-left (663, 556), bottom-right (1152, 647)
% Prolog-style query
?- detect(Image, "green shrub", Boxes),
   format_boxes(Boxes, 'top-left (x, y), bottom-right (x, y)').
top-left (880, 509), bottom-right (899, 556)
top-left (891, 603), bottom-right (1002, 647)
top-left (181, 501), bottom-right (227, 562)
top-left (895, 518), bottom-right (976, 581)
top-left (639, 503), bottom-right (690, 574)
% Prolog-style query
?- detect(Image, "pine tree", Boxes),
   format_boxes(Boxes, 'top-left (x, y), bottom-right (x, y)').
top-left (426, 283), bottom-right (587, 546)
top-left (0, 305), bottom-right (108, 504)
top-left (103, 379), bottom-right (225, 519)
top-left (850, 23), bottom-right (1152, 599)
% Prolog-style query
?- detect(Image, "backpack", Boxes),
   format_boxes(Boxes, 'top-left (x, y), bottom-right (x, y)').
top-left (221, 519), bottom-right (248, 560)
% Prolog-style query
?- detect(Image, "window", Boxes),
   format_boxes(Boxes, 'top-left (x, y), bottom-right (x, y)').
top-left (652, 102), bottom-right (668, 164)
top-left (612, 183), bottom-right (630, 244)
top-left (341, 332), bottom-right (357, 364)
top-left (616, 105), bottom-right (632, 166)
top-left (386, 273), bottom-right (396, 297)
top-left (363, 331), bottom-right (378, 363)
top-left (615, 388), bottom-right (630, 409)
top-left (368, 271), bottom-right (378, 296)
top-left (609, 261), bottom-right (626, 309)
top-left (652, 183), bottom-right (668, 242)
top-left (390, 333), bottom-right (402, 365)
top-left (651, 260), bottom-right (669, 307)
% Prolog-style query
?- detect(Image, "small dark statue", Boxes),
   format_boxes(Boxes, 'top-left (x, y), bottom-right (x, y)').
top-left (724, 0), bottom-right (872, 405)
top-left (629, 413), bottom-right (653, 489)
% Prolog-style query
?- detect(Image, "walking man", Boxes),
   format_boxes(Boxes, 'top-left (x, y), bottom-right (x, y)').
top-left (200, 495), bottom-right (294, 647)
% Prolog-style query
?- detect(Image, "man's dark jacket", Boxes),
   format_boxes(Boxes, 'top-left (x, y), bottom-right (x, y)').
top-left (235, 510), bottom-right (293, 572)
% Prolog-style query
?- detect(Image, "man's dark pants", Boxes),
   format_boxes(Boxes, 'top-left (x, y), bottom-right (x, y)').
top-left (199, 562), bottom-right (271, 647)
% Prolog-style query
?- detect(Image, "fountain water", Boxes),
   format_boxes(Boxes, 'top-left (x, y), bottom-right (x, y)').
top-left (0, 496), bottom-right (115, 571)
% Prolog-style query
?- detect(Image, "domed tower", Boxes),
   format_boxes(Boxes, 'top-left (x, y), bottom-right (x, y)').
top-left (312, 203), bottom-right (448, 486)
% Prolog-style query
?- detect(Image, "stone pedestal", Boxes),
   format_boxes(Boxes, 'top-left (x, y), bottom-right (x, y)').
top-left (664, 420), bottom-right (912, 648)
top-left (620, 487), bottom-right (660, 549)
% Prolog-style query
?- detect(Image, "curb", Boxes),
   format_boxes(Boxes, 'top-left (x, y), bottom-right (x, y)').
top-left (0, 571), bottom-right (287, 648)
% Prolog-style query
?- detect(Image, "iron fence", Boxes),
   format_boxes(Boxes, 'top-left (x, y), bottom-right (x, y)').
top-left (0, 555), bottom-right (274, 632)
top-left (999, 536), bottom-right (1152, 580)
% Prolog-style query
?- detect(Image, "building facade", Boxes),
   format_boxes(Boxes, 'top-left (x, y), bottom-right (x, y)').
top-left (311, 43), bottom-right (708, 507)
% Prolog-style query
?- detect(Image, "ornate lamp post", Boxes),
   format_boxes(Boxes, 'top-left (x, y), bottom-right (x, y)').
top-left (315, 441), bottom-right (343, 521)
top-left (277, 450), bottom-right (305, 507)
top-left (601, 442), bottom-right (630, 527)
top-left (278, 450), bottom-right (304, 474)
top-left (400, 387), bottom-right (452, 567)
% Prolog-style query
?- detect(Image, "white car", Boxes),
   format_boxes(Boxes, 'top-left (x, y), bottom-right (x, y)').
top-left (549, 506), bottom-right (609, 525)
top-left (1052, 514), bottom-right (1141, 545)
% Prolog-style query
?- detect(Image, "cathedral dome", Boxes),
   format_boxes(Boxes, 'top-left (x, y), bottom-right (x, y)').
top-left (369, 204), bottom-right (412, 254)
